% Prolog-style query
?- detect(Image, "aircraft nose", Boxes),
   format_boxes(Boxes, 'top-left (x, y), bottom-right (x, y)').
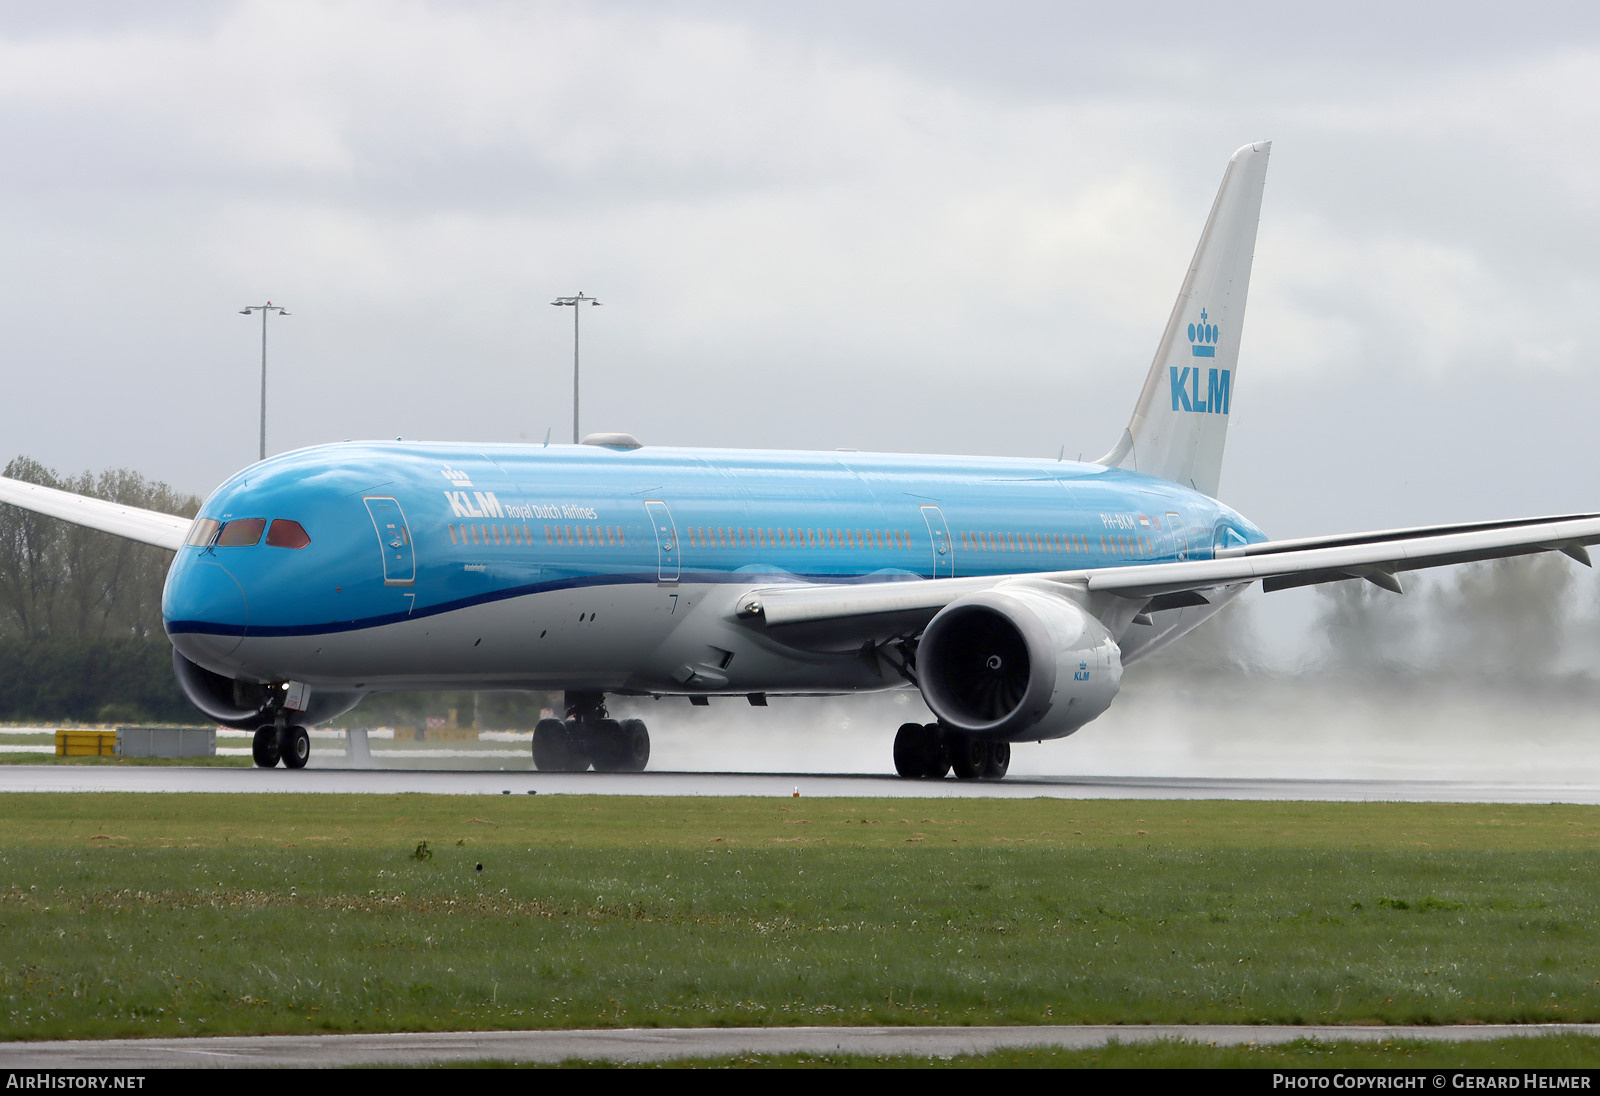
top-left (164, 560), bottom-right (249, 662)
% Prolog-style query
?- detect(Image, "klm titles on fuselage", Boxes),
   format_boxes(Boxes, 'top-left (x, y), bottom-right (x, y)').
top-left (1171, 307), bottom-right (1231, 415)
top-left (444, 490), bottom-right (599, 523)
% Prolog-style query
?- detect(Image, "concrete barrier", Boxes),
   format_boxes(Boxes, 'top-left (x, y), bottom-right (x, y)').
top-left (115, 726), bottom-right (216, 758)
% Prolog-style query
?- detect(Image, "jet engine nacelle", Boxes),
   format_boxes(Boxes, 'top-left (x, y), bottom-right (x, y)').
top-left (171, 649), bottom-right (363, 729)
top-left (917, 586), bottom-right (1122, 742)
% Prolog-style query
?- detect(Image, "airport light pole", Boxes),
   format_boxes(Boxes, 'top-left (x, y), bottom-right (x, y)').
top-left (239, 301), bottom-right (290, 462)
top-left (550, 292), bottom-right (601, 443)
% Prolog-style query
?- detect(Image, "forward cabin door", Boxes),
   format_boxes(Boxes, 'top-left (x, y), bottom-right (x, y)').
top-left (364, 497), bottom-right (416, 585)
top-left (644, 500), bottom-right (680, 584)
top-left (920, 505), bottom-right (954, 578)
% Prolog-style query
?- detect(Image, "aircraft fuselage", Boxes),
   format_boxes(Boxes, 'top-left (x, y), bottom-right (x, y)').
top-left (163, 440), bottom-right (1266, 699)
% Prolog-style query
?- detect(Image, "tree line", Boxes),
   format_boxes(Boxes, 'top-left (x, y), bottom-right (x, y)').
top-left (0, 456), bottom-right (197, 642)
top-left (1138, 551), bottom-right (1600, 688)
top-left (0, 457), bottom-right (199, 722)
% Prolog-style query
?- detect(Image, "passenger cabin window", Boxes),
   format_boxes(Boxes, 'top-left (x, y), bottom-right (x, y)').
top-left (266, 519), bottom-right (311, 549)
top-left (215, 518), bottom-right (266, 547)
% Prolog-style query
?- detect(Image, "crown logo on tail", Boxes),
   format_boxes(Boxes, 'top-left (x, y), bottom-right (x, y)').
top-left (1188, 308), bottom-right (1217, 358)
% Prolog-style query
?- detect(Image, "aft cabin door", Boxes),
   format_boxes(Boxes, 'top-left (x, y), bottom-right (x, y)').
top-left (920, 505), bottom-right (955, 579)
top-left (364, 496), bottom-right (415, 585)
top-left (644, 500), bottom-right (680, 584)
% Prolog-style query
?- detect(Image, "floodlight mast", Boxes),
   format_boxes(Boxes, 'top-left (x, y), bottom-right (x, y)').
top-left (550, 292), bottom-right (601, 443)
top-left (238, 301), bottom-right (290, 462)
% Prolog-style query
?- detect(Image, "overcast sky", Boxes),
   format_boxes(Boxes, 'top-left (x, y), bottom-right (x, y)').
top-left (3, 1), bottom-right (1597, 550)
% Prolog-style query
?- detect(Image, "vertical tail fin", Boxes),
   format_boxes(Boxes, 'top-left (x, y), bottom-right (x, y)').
top-left (1097, 141), bottom-right (1270, 498)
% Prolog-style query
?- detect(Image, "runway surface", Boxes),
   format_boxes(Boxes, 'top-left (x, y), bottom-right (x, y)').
top-left (1, 764), bottom-right (1599, 802)
top-left (3, 1023), bottom-right (1597, 1068)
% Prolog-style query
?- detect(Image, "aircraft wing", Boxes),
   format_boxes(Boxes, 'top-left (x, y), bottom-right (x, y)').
top-left (0, 474), bottom-right (191, 551)
top-left (740, 512), bottom-right (1600, 630)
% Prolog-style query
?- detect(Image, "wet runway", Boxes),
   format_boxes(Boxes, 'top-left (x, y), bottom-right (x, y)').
top-left (2, 1023), bottom-right (1597, 1068)
top-left (2, 764), bottom-right (1598, 802)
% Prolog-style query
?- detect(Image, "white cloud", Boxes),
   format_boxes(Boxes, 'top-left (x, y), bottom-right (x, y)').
top-left (0, 1), bottom-right (1596, 518)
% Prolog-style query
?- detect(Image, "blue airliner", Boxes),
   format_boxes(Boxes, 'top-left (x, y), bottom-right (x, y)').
top-left (5, 142), bottom-right (1597, 778)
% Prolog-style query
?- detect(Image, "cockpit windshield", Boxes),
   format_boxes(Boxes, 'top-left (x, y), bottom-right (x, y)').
top-left (215, 518), bottom-right (267, 547)
top-left (185, 517), bottom-right (310, 549)
top-left (266, 519), bottom-right (311, 549)
top-left (184, 518), bottom-right (221, 548)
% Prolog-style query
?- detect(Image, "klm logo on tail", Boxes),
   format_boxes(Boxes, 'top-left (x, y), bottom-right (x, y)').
top-left (1170, 308), bottom-right (1231, 414)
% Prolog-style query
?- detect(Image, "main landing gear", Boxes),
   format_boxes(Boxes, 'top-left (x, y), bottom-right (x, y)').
top-left (532, 692), bottom-right (651, 773)
top-left (252, 724), bottom-right (310, 769)
top-left (893, 721), bottom-right (1009, 780)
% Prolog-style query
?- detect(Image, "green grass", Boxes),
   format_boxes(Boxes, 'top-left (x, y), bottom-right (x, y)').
top-left (1, 795), bottom-right (1599, 1040)
top-left (461, 1035), bottom-right (1600, 1068)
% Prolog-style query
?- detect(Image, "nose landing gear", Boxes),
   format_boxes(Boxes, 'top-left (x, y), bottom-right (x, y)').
top-left (279, 725), bottom-right (310, 769)
top-left (251, 726), bottom-right (280, 768)
top-left (252, 723), bottom-right (310, 769)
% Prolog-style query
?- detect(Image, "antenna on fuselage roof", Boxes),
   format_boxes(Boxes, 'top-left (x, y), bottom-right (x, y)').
top-left (1057, 445), bottom-right (1064, 462)
top-left (543, 426), bottom-right (551, 448)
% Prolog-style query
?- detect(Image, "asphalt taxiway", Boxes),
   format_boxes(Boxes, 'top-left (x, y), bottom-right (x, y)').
top-left (1, 764), bottom-right (1598, 802)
